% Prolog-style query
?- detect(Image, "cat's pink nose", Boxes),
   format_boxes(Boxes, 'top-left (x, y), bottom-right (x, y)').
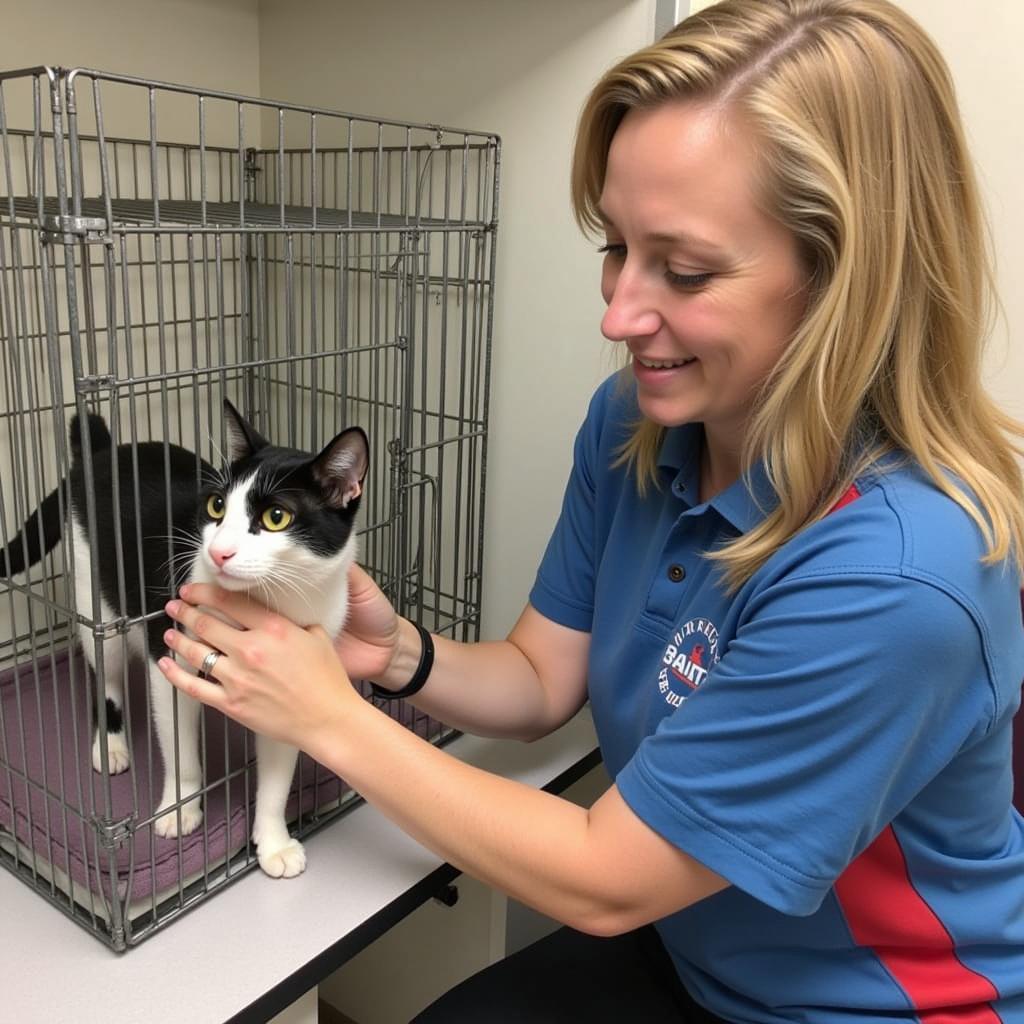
top-left (210, 547), bottom-right (236, 568)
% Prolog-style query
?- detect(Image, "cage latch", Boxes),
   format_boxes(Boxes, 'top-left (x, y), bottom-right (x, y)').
top-left (91, 814), bottom-right (135, 850)
top-left (243, 147), bottom-right (261, 199)
top-left (77, 373), bottom-right (117, 395)
top-left (387, 437), bottom-right (405, 466)
top-left (41, 214), bottom-right (112, 245)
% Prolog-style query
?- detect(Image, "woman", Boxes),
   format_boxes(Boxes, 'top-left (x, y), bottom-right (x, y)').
top-left (159, 1), bottom-right (1024, 1019)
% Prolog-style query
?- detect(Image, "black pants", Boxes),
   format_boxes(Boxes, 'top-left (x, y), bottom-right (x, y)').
top-left (412, 925), bottom-right (728, 1023)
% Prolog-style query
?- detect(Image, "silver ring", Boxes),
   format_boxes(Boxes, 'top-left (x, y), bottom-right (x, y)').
top-left (198, 649), bottom-right (222, 680)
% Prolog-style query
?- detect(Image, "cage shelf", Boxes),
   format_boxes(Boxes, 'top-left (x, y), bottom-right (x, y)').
top-left (0, 195), bottom-right (490, 232)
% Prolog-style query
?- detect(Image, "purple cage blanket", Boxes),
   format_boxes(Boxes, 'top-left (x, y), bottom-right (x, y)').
top-left (0, 646), bottom-right (436, 911)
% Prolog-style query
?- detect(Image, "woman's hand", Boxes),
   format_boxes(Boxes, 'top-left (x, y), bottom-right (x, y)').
top-left (334, 564), bottom-right (404, 684)
top-left (157, 583), bottom-right (359, 751)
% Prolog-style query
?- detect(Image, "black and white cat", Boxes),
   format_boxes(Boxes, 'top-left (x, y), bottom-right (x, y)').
top-left (1, 401), bottom-right (368, 878)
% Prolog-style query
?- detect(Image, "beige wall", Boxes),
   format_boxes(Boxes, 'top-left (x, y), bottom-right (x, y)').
top-left (0, 0), bottom-right (261, 153)
top-left (257, 0), bottom-right (654, 638)
top-left (0, 0), bottom-right (260, 98)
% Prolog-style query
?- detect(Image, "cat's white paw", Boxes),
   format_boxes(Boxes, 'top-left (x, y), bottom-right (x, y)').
top-left (92, 732), bottom-right (130, 775)
top-left (257, 838), bottom-right (307, 879)
top-left (153, 798), bottom-right (203, 838)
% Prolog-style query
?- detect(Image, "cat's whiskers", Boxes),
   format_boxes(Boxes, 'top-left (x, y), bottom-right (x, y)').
top-left (208, 436), bottom-right (229, 471)
top-left (258, 563), bottom-right (316, 612)
top-left (250, 574), bottom-right (278, 613)
top-left (251, 570), bottom-right (301, 617)
top-left (259, 563), bottom-right (309, 598)
top-left (154, 544), bottom-right (199, 577)
top-left (202, 463), bottom-right (231, 493)
top-left (148, 528), bottom-right (202, 593)
top-left (150, 528), bottom-right (201, 557)
top-left (201, 438), bottom-right (233, 492)
top-left (158, 526), bottom-right (203, 546)
top-left (258, 466), bottom-right (300, 504)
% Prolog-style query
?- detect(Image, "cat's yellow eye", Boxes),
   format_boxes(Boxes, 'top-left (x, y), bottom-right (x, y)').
top-left (206, 494), bottom-right (226, 520)
top-left (261, 506), bottom-right (294, 532)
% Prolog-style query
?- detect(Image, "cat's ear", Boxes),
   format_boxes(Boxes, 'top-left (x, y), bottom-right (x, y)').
top-left (311, 427), bottom-right (369, 510)
top-left (223, 399), bottom-right (269, 462)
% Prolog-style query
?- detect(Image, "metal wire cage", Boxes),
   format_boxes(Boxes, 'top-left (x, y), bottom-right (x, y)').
top-left (0, 66), bottom-right (499, 949)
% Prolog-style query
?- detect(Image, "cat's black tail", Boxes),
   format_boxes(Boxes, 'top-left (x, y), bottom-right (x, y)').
top-left (1, 481), bottom-right (68, 577)
top-left (1, 412), bottom-right (110, 577)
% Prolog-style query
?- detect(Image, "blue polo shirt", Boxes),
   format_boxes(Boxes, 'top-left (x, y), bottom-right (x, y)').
top-left (530, 372), bottom-right (1024, 1023)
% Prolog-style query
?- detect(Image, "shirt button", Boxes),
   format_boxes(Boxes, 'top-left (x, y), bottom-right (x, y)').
top-left (667, 564), bottom-right (686, 583)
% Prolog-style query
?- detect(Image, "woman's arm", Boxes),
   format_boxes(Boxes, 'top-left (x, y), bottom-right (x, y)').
top-left (334, 565), bottom-right (591, 741)
top-left (307, 687), bottom-right (729, 936)
top-left (158, 584), bottom-right (728, 935)
top-left (378, 608), bottom-right (590, 741)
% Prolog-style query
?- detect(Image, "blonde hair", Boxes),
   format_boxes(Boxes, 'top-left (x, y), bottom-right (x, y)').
top-left (572, 0), bottom-right (1024, 591)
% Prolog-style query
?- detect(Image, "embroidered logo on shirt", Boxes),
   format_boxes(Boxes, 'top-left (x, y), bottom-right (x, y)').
top-left (659, 619), bottom-right (720, 708)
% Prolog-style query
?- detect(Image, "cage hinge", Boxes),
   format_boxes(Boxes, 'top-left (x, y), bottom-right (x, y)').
top-left (387, 438), bottom-right (406, 467)
top-left (395, 334), bottom-right (408, 351)
top-left (244, 148), bottom-right (261, 180)
top-left (41, 214), bottom-right (112, 245)
top-left (92, 814), bottom-right (135, 850)
top-left (90, 615), bottom-right (130, 639)
top-left (77, 373), bottom-right (117, 395)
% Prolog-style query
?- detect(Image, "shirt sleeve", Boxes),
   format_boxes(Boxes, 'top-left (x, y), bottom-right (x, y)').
top-left (615, 568), bottom-right (996, 916)
top-left (527, 381), bottom-right (612, 633)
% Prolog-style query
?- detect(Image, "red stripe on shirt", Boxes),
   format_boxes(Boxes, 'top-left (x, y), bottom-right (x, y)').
top-left (834, 826), bottom-right (1001, 1021)
top-left (826, 485), bottom-right (1001, 1019)
top-left (830, 482), bottom-right (862, 513)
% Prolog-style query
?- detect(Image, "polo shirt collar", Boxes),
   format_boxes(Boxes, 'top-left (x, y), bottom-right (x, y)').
top-left (656, 421), bottom-right (703, 474)
top-left (657, 423), bottom-right (778, 534)
top-left (709, 460), bottom-right (778, 533)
